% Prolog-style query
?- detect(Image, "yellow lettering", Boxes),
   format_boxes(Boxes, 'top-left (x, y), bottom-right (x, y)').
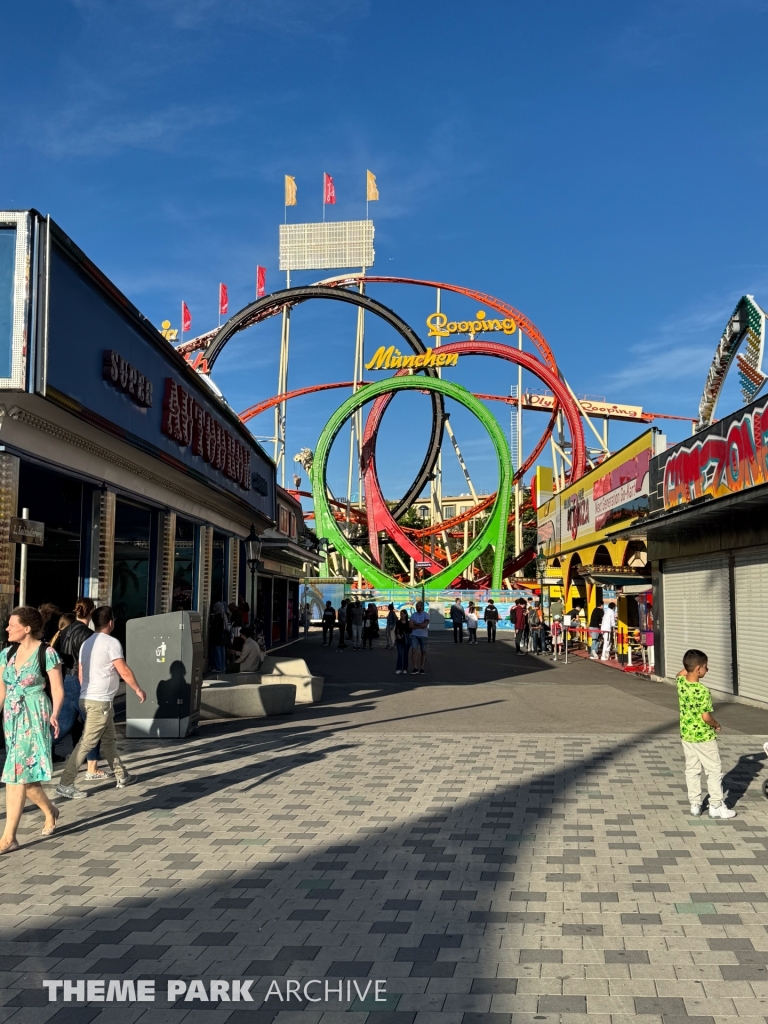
top-left (446, 353), bottom-right (459, 366)
top-left (446, 322), bottom-right (457, 333)
top-left (488, 319), bottom-right (502, 331)
top-left (472, 321), bottom-right (482, 333)
top-left (424, 350), bottom-right (438, 366)
top-left (476, 310), bottom-right (486, 320)
top-left (365, 346), bottom-right (395, 370)
top-left (414, 354), bottom-right (426, 368)
top-left (426, 312), bottom-right (449, 337)
top-left (391, 355), bottom-right (402, 367)
top-left (502, 319), bottom-right (517, 334)
top-left (458, 321), bottom-right (469, 333)
top-left (402, 355), bottom-right (416, 367)
top-left (436, 352), bottom-right (448, 366)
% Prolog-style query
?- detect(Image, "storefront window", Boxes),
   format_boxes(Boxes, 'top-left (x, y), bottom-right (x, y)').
top-left (272, 577), bottom-right (287, 645)
top-left (112, 500), bottom-right (152, 646)
top-left (0, 228), bottom-right (16, 378)
top-left (172, 518), bottom-right (196, 611)
top-left (16, 462), bottom-right (83, 612)
top-left (211, 531), bottom-right (227, 607)
top-left (256, 575), bottom-right (271, 639)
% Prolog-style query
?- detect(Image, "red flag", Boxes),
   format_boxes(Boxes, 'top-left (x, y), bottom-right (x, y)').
top-left (219, 283), bottom-right (228, 316)
top-left (181, 301), bottom-right (192, 333)
top-left (323, 173), bottom-right (336, 205)
top-left (256, 266), bottom-right (266, 298)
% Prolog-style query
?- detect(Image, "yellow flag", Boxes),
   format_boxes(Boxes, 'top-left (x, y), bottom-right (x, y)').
top-left (284, 175), bottom-right (297, 206)
top-left (366, 169), bottom-right (379, 201)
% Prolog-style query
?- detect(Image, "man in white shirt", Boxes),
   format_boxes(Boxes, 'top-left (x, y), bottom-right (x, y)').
top-left (233, 629), bottom-right (264, 673)
top-left (56, 605), bottom-right (146, 799)
top-left (600, 601), bottom-right (617, 661)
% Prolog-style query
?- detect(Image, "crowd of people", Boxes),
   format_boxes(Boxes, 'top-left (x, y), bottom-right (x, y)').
top-left (0, 599), bottom-right (147, 854)
top-left (208, 600), bottom-right (265, 674)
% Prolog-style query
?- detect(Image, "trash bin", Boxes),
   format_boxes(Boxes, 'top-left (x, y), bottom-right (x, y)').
top-left (125, 611), bottom-right (204, 738)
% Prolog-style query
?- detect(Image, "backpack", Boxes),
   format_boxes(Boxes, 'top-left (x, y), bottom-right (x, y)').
top-left (527, 607), bottom-right (540, 628)
top-left (5, 642), bottom-right (51, 699)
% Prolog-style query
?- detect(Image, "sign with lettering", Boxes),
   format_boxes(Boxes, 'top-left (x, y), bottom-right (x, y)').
top-left (103, 350), bottom-right (153, 408)
top-left (162, 379), bottom-right (251, 490)
top-left (9, 518), bottom-right (44, 546)
top-left (365, 346), bottom-right (459, 371)
top-left (659, 391), bottom-right (768, 510)
top-left (537, 431), bottom-right (656, 558)
top-left (426, 310), bottom-right (517, 338)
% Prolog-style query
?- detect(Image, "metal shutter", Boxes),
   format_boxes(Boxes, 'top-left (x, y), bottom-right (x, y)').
top-left (662, 554), bottom-right (732, 694)
top-left (734, 546), bottom-right (768, 703)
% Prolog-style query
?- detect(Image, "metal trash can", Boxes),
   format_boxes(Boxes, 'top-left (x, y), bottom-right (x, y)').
top-left (125, 611), bottom-right (204, 738)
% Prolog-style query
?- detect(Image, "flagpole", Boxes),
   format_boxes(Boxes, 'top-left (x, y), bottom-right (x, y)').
top-left (322, 174), bottom-right (325, 222)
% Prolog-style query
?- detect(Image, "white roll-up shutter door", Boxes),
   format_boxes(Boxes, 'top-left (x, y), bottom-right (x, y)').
top-left (733, 545), bottom-right (768, 703)
top-left (662, 554), bottom-right (732, 694)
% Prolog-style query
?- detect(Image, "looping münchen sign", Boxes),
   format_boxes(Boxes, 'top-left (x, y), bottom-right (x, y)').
top-left (426, 310), bottom-right (518, 338)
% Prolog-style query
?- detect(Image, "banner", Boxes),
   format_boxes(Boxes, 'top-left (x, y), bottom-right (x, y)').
top-left (366, 170), bottom-right (379, 201)
top-left (284, 175), bottom-right (297, 206)
top-left (323, 173), bottom-right (336, 205)
top-left (256, 266), bottom-right (266, 298)
top-left (218, 283), bottom-right (228, 317)
top-left (181, 302), bottom-right (191, 333)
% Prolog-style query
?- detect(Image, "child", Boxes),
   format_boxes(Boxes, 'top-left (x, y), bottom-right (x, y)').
top-left (677, 649), bottom-right (735, 819)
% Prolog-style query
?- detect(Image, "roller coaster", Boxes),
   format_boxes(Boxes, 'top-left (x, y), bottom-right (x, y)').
top-left (177, 276), bottom-right (693, 589)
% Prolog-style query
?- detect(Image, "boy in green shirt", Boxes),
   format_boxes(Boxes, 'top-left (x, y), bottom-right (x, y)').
top-left (677, 649), bottom-right (735, 819)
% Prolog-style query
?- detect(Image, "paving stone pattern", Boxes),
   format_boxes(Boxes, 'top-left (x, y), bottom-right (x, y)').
top-left (1, 729), bottom-right (768, 1023)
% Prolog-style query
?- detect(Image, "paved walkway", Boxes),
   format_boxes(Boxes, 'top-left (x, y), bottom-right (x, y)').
top-left (2, 634), bottom-right (768, 1023)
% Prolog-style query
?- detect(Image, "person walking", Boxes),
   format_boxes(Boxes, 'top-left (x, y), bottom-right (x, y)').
top-left (466, 602), bottom-right (478, 644)
top-left (589, 601), bottom-right (604, 659)
top-left (0, 606), bottom-right (65, 852)
top-left (337, 600), bottom-right (348, 651)
top-left (677, 649), bottom-right (735, 818)
top-left (53, 602), bottom-right (107, 781)
top-left (56, 606), bottom-right (146, 799)
top-left (394, 609), bottom-right (411, 674)
top-left (484, 599), bottom-right (499, 643)
top-left (350, 599), bottom-right (364, 650)
top-left (409, 600), bottom-right (430, 674)
top-left (450, 598), bottom-right (466, 644)
top-left (385, 604), bottom-right (397, 649)
top-left (600, 601), bottom-right (616, 661)
top-left (512, 599), bottom-right (527, 655)
top-left (321, 601), bottom-right (336, 647)
top-left (528, 600), bottom-right (543, 654)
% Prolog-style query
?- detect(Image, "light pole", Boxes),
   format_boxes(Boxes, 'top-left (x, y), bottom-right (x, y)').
top-left (244, 524), bottom-right (262, 633)
top-left (536, 545), bottom-right (548, 624)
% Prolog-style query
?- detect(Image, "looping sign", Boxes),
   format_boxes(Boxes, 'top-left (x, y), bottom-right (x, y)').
top-left (162, 378), bottom-right (251, 490)
top-left (662, 394), bottom-right (768, 509)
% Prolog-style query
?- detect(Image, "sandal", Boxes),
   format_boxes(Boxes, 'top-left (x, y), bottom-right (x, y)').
top-left (41, 806), bottom-right (60, 837)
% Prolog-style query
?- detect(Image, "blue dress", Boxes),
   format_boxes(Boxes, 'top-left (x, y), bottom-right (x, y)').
top-left (1, 645), bottom-right (60, 784)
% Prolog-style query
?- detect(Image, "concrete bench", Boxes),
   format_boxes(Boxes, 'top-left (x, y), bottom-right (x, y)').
top-left (209, 657), bottom-right (323, 704)
top-left (199, 679), bottom-right (296, 720)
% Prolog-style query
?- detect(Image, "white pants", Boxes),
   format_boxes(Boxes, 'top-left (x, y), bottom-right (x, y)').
top-left (682, 739), bottom-right (723, 808)
top-left (386, 627), bottom-right (395, 648)
top-left (600, 631), bottom-right (611, 659)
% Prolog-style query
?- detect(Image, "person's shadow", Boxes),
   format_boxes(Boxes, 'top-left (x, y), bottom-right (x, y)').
top-left (721, 751), bottom-right (766, 808)
top-left (149, 660), bottom-right (191, 737)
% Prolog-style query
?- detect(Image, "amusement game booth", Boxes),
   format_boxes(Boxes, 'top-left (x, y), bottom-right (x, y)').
top-left (536, 429), bottom-right (668, 664)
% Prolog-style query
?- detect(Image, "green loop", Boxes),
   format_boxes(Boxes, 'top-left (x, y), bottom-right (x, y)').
top-left (310, 377), bottom-right (512, 590)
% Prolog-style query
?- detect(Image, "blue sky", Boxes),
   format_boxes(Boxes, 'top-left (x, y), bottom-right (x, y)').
top-left (4, 0), bottom-right (768, 499)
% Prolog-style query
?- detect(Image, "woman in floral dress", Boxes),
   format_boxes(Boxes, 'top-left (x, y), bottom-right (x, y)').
top-left (0, 606), bottom-right (64, 853)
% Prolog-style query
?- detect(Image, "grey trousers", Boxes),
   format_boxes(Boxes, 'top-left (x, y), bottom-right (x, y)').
top-left (60, 699), bottom-right (127, 786)
top-left (682, 739), bottom-right (723, 808)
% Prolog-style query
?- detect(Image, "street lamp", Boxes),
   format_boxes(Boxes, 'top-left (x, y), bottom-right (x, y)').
top-left (244, 524), bottom-right (262, 630)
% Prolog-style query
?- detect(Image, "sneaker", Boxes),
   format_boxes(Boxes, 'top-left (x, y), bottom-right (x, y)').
top-left (419, 669), bottom-right (425, 674)
top-left (84, 771), bottom-right (110, 781)
top-left (395, 670), bottom-right (401, 675)
top-left (411, 669), bottom-right (419, 675)
top-left (55, 783), bottom-right (87, 800)
top-left (709, 803), bottom-right (736, 819)
top-left (115, 772), bottom-right (138, 789)
top-left (690, 803), bottom-right (702, 817)
top-left (763, 741), bottom-right (768, 757)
